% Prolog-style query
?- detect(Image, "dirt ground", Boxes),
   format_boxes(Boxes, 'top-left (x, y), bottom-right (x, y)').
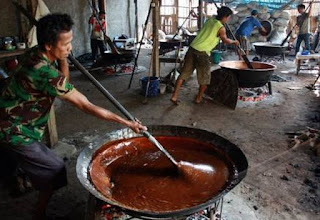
top-left (0, 49), bottom-right (319, 220)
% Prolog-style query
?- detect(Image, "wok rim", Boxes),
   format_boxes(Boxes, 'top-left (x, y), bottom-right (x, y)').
top-left (219, 60), bottom-right (276, 72)
top-left (76, 125), bottom-right (248, 219)
top-left (253, 42), bottom-right (287, 48)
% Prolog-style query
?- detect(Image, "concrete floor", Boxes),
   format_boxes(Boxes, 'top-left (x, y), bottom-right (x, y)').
top-left (0, 49), bottom-right (319, 220)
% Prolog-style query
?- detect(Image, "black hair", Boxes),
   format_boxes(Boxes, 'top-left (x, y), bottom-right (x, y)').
top-left (99, 10), bottom-right (106, 15)
top-left (216, 6), bottom-right (233, 20)
top-left (297, 4), bottom-right (305, 9)
top-left (37, 13), bottom-right (74, 51)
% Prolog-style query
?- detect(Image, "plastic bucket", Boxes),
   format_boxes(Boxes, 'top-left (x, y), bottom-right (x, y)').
top-left (211, 50), bottom-right (222, 64)
top-left (140, 76), bottom-right (160, 97)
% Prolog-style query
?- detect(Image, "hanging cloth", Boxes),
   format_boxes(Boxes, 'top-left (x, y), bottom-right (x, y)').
top-left (27, 0), bottom-right (50, 48)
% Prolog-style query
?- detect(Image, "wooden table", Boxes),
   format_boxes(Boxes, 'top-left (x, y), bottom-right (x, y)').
top-left (295, 52), bottom-right (320, 74)
top-left (0, 49), bottom-right (26, 59)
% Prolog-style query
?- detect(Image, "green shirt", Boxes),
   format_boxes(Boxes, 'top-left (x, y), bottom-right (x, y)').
top-left (0, 47), bottom-right (75, 146)
top-left (190, 17), bottom-right (224, 56)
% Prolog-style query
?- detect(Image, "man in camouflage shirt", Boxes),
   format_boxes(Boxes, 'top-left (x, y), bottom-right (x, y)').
top-left (0, 14), bottom-right (146, 220)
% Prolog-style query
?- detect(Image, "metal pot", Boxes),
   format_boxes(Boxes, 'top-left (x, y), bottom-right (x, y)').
top-left (92, 50), bottom-right (136, 68)
top-left (219, 60), bottom-right (276, 88)
top-left (253, 42), bottom-right (287, 56)
top-left (259, 20), bottom-right (273, 38)
top-left (77, 125), bottom-right (248, 219)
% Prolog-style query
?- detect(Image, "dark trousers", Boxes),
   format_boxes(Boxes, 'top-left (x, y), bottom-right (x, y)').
top-left (296, 33), bottom-right (311, 54)
top-left (91, 39), bottom-right (105, 61)
top-left (0, 142), bottom-right (67, 191)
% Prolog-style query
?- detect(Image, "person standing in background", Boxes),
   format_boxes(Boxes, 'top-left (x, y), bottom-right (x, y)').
top-left (235, 9), bottom-right (266, 57)
top-left (170, 6), bottom-right (239, 105)
top-left (312, 19), bottom-right (320, 52)
top-left (295, 3), bottom-right (313, 54)
top-left (89, 10), bottom-right (106, 62)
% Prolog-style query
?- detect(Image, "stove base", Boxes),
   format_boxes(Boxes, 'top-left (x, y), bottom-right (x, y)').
top-left (86, 194), bottom-right (224, 220)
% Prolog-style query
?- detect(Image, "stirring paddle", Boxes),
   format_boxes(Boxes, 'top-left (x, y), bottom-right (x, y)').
top-left (224, 23), bottom-right (254, 69)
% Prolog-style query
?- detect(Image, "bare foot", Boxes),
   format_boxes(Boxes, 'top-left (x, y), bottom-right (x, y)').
top-left (170, 98), bottom-right (181, 105)
top-left (194, 97), bottom-right (203, 104)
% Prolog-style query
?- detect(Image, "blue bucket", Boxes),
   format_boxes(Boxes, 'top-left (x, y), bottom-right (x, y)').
top-left (140, 76), bottom-right (160, 97)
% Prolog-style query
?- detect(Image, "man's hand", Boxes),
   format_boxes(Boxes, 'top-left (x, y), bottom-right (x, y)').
top-left (127, 120), bottom-right (147, 133)
top-left (233, 40), bottom-right (240, 47)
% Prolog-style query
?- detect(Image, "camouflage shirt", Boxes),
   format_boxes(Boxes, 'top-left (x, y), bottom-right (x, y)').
top-left (0, 47), bottom-right (75, 146)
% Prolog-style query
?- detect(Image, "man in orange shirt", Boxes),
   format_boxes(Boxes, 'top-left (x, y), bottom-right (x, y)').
top-left (89, 10), bottom-right (106, 62)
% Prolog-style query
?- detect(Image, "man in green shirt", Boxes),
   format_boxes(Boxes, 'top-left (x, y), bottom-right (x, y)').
top-left (170, 6), bottom-right (239, 104)
top-left (0, 14), bottom-right (146, 219)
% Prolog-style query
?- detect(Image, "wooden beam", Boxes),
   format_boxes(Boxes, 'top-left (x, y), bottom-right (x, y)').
top-left (152, 0), bottom-right (160, 77)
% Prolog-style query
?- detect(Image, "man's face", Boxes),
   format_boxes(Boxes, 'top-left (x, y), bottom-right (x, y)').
top-left (221, 15), bottom-right (231, 24)
top-left (298, 7), bottom-right (305, 14)
top-left (45, 30), bottom-right (73, 61)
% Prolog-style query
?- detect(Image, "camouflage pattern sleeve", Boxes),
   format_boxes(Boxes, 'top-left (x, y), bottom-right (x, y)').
top-left (34, 63), bottom-right (75, 97)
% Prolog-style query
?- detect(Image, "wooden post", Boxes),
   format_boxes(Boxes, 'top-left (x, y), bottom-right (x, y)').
top-left (134, 0), bottom-right (138, 42)
top-left (46, 106), bottom-right (58, 148)
top-left (198, 0), bottom-right (203, 29)
top-left (92, 0), bottom-right (97, 11)
top-left (29, 0), bottom-right (38, 17)
top-left (152, 0), bottom-right (160, 77)
top-left (127, 0), bottom-right (132, 37)
top-left (98, 0), bottom-right (106, 12)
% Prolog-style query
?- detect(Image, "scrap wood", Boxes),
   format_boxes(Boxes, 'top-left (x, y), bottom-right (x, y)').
top-left (307, 126), bottom-right (320, 134)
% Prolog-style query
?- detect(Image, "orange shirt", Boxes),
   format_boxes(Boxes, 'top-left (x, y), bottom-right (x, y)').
top-left (89, 17), bottom-right (106, 40)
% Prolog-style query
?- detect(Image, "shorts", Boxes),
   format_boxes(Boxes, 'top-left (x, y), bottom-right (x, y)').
top-left (178, 47), bottom-right (211, 85)
top-left (236, 35), bottom-right (251, 51)
top-left (0, 141), bottom-right (67, 191)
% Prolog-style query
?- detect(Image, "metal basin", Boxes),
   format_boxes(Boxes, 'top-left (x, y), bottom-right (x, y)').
top-left (259, 20), bottom-right (273, 38)
top-left (76, 125), bottom-right (248, 219)
top-left (253, 42), bottom-right (287, 56)
top-left (219, 60), bottom-right (276, 88)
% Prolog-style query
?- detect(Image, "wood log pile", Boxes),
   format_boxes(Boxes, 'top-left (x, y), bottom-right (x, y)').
top-left (287, 127), bottom-right (320, 157)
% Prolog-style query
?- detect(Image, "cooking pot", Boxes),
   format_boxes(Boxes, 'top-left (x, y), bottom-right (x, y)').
top-left (253, 42), bottom-right (287, 57)
top-left (259, 20), bottom-right (273, 38)
top-left (77, 125), bottom-right (248, 219)
top-left (92, 49), bottom-right (136, 68)
top-left (219, 60), bottom-right (276, 88)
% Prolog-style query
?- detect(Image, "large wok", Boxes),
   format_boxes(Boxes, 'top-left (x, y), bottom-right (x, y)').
top-left (77, 125), bottom-right (248, 219)
top-left (253, 42), bottom-right (287, 57)
top-left (219, 60), bottom-right (276, 88)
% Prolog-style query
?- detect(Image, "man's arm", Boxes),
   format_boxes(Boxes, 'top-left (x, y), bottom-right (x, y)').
top-left (308, 2), bottom-right (313, 17)
top-left (218, 27), bottom-right (240, 46)
top-left (259, 26), bottom-right (267, 34)
top-left (57, 58), bottom-right (70, 81)
top-left (60, 89), bottom-right (147, 133)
